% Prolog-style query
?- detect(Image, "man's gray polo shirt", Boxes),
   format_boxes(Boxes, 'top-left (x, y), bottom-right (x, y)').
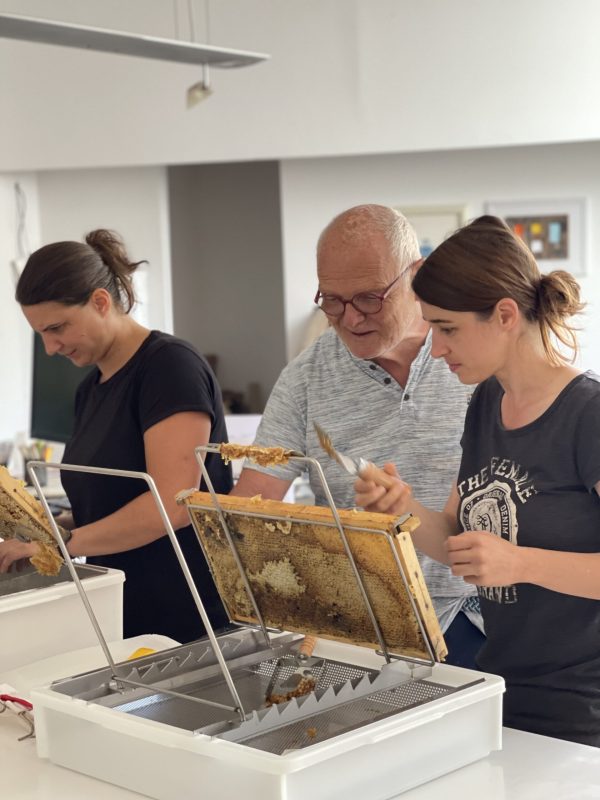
top-left (248, 328), bottom-right (477, 631)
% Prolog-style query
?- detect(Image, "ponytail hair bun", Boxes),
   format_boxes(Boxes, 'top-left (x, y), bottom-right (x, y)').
top-left (16, 228), bottom-right (146, 313)
top-left (85, 229), bottom-right (146, 313)
top-left (536, 270), bottom-right (585, 363)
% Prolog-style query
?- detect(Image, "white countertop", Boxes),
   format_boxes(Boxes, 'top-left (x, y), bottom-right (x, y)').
top-left (1, 718), bottom-right (598, 799)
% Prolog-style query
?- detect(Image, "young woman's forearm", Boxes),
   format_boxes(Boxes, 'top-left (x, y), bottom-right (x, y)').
top-left (519, 548), bottom-right (600, 600)
top-left (402, 497), bottom-right (457, 564)
top-left (67, 490), bottom-right (189, 557)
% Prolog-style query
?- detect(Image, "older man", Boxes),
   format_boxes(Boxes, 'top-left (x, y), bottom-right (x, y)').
top-left (233, 204), bottom-right (483, 667)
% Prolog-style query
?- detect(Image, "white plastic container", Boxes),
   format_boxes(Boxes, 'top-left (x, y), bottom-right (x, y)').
top-left (32, 639), bottom-right (504, 800)
top-left (2, 634), bottom-right (179, 699)
top-left (0, 564), bottom-right (124, 672)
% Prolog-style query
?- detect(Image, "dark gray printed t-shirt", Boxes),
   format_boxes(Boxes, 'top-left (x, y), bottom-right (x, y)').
top-left (458, 371), bottom-right (600, 746)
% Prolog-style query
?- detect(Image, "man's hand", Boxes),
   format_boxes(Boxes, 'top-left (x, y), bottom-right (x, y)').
top-left (446, 531), bottom-right (524, 586)
top-left (354, 463), bottom-right (412, 514)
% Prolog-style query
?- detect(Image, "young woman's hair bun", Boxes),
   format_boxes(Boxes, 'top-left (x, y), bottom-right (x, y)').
top-left (16, 229), bottom-right (146, 312)
top-left (537, 271), bottom-right (584, 321)
top-left (84, 229), bottom-right (146, 312)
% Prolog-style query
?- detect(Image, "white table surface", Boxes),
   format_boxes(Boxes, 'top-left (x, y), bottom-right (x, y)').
top-left (1, 719), bottom-right (598, 800)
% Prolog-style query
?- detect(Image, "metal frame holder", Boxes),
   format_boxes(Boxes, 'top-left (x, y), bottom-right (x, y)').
top-left (25, 446), bottom-right (437, 727)
top-left (192, 445), bottom-right (437, 667)
top-left (26, 460), bottom-right (248, 721)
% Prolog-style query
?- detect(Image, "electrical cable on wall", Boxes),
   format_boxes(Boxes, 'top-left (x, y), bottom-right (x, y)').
top-left (10, 182), bottom-right (30, 284)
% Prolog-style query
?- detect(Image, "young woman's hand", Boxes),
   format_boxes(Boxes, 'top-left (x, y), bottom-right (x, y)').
top-left (354, 463), bottom-right (412, 514)
top-left (446, 531), bottom-right (524, 586)
top-left (0, 538), bottom-right (38, 573)
top-left (55, 511), bottom-right (74, 530)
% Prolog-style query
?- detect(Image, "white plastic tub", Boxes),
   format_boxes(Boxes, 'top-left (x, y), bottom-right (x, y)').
top-left (32, 639), bottom-right (504, 800)
top-left (0, 564), bottom-right (124, 672)
top-left (2, 634), bottom-right (180, 700)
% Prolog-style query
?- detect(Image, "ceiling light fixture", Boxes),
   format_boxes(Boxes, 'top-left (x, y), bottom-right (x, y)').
top-left (0, 12), bottom-right (269, 69)
top-left (187, 63), bottom-right (213, 108)
top-left (185, 0), bottom-right (213, 108)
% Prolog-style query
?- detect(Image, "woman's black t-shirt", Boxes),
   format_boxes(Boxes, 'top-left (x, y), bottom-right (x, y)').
top-left (62, 330), bottom-right (233, 643)
top-left (458, 371), bottom-right (600, 746)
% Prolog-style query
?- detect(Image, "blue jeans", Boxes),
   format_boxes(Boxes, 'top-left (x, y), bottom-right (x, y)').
top-left (443, 611), bottom-right (486, 670)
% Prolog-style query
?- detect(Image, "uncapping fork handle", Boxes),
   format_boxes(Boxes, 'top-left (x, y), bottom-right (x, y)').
top-left (358, 461), bottom-right (409, 492)
top-left (298, 635), bottom-right (318, 661)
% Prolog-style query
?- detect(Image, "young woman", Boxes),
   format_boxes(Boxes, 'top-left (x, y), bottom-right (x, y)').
top-left (355, 215), bottom-right (600, 747)
top-left (0, 230), bottom-right (232, 644)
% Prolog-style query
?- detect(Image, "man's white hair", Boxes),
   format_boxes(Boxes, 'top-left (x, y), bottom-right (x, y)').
top-left (317, 204), bottom-right (421, 271)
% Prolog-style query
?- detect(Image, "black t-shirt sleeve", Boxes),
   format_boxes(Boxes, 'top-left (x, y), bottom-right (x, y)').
top-left (575, 390), bottom-right (600, 492)
top-left (137, 340), bottom-right (218, 433)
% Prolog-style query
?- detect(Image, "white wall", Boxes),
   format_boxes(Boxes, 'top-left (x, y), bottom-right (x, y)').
top-left (36, 166), bottom-right (173, 332)
top-left (0, 166), bottom-right (171, 442)
top-left (0, 174), bottom-right (40, 440)
top-left (2, 1), bottom-right (600, 170)
top-left (2, 141), bottom-right (597, 445)
top-left (279, 141), bottom-right (600, 371)
top-left (1, 143), bottom-right (598, 446)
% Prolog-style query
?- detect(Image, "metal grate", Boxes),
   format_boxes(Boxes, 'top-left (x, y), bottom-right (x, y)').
top-left (252, 656), bottom-right (373, 689)
top-left (368, 679), bottom-right (452, 707)
top-left (111, 657), bottom-right (375, 732)
top-left (115, 691), bottom-right (231, 728)
top-left (237, 680), bottom-right (457, 755)
top-left (108, 654), bottom-right (472, 753)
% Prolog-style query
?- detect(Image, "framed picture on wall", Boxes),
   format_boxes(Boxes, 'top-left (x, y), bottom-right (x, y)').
top-left (485, 197), bottom-right (588, 277)
top-left (397, 205), bottom-right (467, 258)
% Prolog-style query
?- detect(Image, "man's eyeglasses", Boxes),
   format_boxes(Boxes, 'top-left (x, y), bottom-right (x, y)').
top-left (314, 275), bottom-right (401, 317)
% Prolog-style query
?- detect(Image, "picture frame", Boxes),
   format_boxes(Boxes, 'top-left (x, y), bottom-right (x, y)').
top-left (485, 197), bottom-right (588, 277)
top-left (397, 205), bottom-right (468, 257)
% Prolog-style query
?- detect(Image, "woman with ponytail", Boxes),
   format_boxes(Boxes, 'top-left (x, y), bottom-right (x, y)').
top-left (355, 215), bottom-right (600, 747)
top-left (0, 230), bottom-right (232, 644)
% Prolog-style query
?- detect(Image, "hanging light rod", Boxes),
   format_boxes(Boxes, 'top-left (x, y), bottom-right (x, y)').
top-left (0, 12), bottom-right (269, 68)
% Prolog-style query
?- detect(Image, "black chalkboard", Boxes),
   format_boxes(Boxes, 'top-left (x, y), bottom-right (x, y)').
top-left (29, 333), bottom-right (93, 443)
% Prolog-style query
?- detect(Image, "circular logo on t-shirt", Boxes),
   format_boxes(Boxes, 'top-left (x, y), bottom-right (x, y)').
top-left (459, 479), bottom-right (518, 545)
